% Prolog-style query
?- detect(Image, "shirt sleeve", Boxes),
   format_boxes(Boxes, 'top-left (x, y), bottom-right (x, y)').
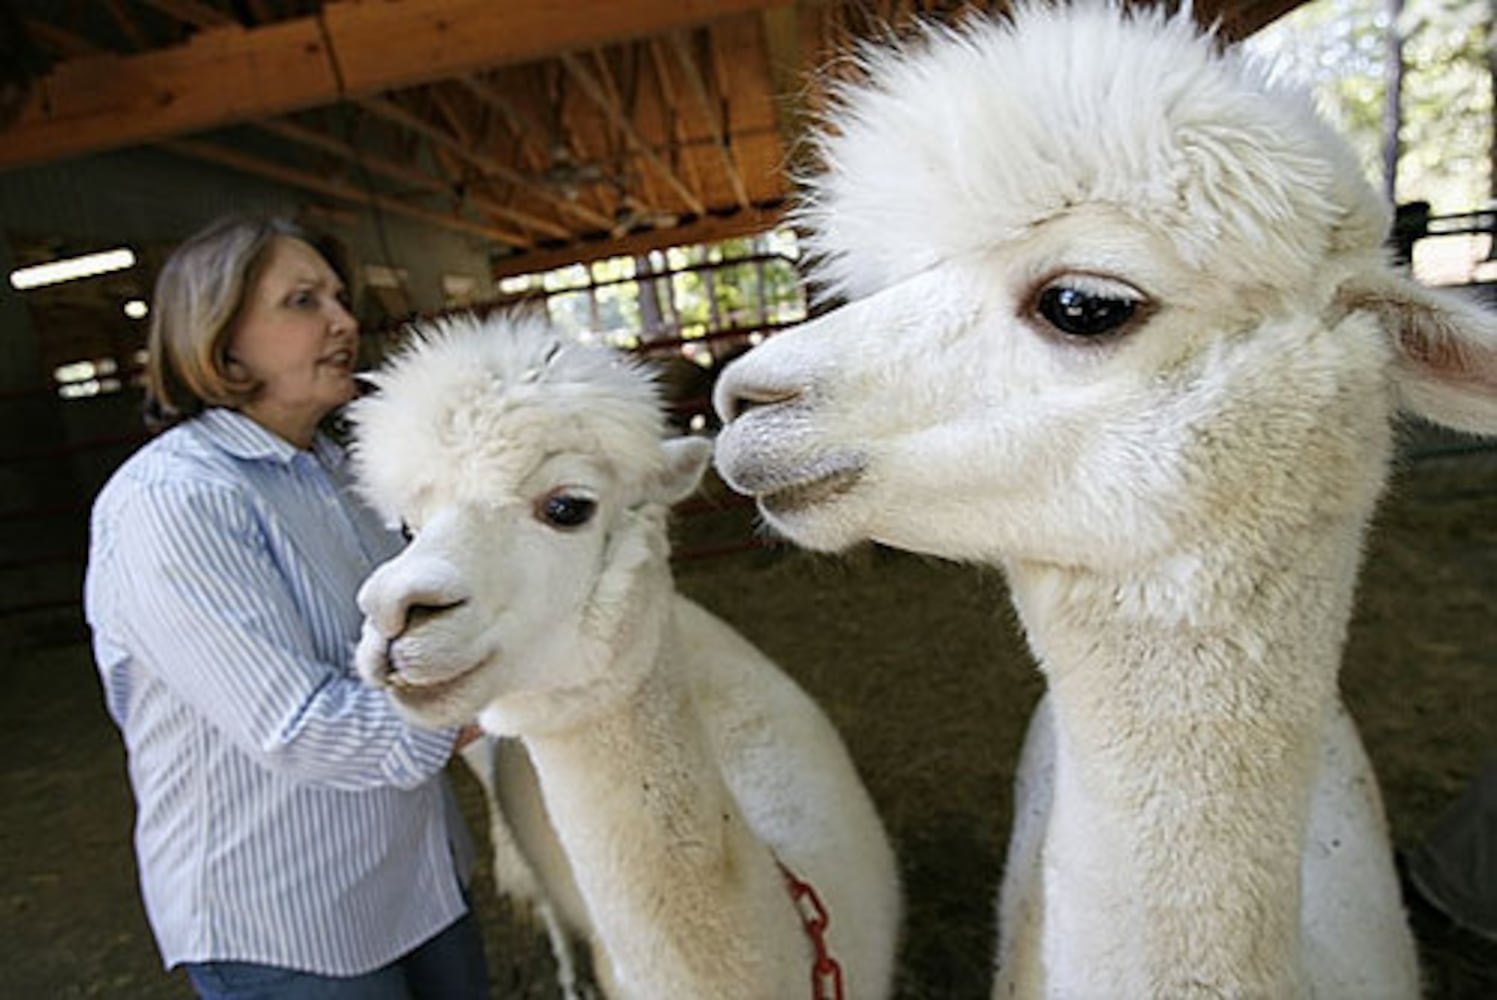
top-left (99, 474), bottom-right (457, 791)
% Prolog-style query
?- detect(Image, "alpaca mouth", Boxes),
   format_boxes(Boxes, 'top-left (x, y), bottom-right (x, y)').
top-left (383, 660), bottom-right (482, 708)
top-left (759, 465), bottom-right (865, 515)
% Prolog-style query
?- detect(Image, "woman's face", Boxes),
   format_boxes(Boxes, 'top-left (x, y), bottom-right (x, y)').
top-left (227, 236), bottom-right (359, 448)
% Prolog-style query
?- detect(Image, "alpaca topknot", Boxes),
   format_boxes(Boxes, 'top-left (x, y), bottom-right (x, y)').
top-left (795, 1), bottom-right (1389, 304)
top-left (347, 310), bottom-right (667, 524)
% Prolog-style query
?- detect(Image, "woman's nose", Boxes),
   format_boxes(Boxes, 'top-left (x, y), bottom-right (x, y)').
top-left (328, 298), bottom-right (357, 334)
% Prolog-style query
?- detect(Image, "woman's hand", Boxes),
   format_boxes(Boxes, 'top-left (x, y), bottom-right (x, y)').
top-left (454, 723), bottom-right (485, 751)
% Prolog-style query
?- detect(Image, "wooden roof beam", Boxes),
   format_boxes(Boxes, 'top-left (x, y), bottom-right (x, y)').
top-left (162, 137), bottom-right (531, 248)
top-left (139, 0), bottom-right (234, 30)
top-left (357, 95), bottom-right (611, 231)
top-left (760, 3), bottom-right (810, 174)
top-left (646, 39), bottom-right (707, 212)
top-left (561, 50), bottom-right (707, 217)
top-left (492, 201), bottom-right (787, 280)
top-left (589, 47), bottom-right (672, 217)
top-left (256, 116), bottom-right (493, 217)
top-left (102, 1), bottom-right (152, 50)
top-left (21, 18), bottom-right (104, 59)
top-left (242, 1), bottom-right (276, 26)
top-left (668, 30), bottom-right (751, 209)
top-left (457, 75), bottom-right (550, 173)
top-left (0, 0), bottom-right (791, 171)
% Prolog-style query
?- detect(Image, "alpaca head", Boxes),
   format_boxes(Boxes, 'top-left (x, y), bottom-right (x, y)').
top-left (714, 3), bottom-right (1497, 568)
top-left (349, 312), bottom-right (710, 732)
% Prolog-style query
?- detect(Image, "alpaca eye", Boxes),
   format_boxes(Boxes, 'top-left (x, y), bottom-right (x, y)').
top-left (538, 492), bottom-right (597, 530)
top-left (1034, 277), bottom-right (1144, 339)
top-left (399, 521), bottom-right (414, 542)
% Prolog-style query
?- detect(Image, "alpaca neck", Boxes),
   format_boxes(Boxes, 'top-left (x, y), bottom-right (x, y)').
top-left (1006, 516), bottom-right (1367, 998)
top-left (521, 613), bottom-right (806, 1000)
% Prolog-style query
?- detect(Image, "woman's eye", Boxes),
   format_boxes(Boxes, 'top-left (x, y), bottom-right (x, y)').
top-left (538, 493), bottom-right (597, 529)
top-left (1034, 279), bottom-right (1144, 339)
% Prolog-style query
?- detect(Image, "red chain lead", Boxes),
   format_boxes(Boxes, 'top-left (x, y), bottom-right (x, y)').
top-left (777, 861), bottom-right (845, 1000)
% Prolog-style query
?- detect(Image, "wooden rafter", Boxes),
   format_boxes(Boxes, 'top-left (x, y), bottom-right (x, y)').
top-left (542, 62), bottom-right (618, 221)
top-left (21, 18), bottom-right (101, 59)
top-left (458, 75), bottom-right (550, 173)
top-left (0, 0), bottom-right (792, 171)
top-left (101, 0), bottom-right (152, 50)
top-left (138, 0), bottom-right (234, 30)
top-left (162, 138), bottom-right (531, 248)
top-left (492, 200), bottom-right (786, 279)
top-left (561, 51), bottom-right (707, 216)
top-left (760, 3), bottom-right (808, 171)
top-left (669, 29), bottom-right (751, 209)
top-left (426, 84), bottom-right (476, 151)
top-left (647, 38), bottom-right (707, 212)
top-left (242, 0), bottom-right (276, 25)
top-left (357, 95), bottom-right (612, 231)
top-left (592, 47), bottom-right (669, 217)
top-left (256, 117), bottom-right (451, 197)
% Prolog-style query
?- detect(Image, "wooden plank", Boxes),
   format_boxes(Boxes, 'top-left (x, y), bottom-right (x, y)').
top-left (101, 2), bottom-right (152, 51)
top-left (760, 3), bottom-right (808, 172)
top-left (139, 0), bottom-right (235, 29)
top-left (357, 94), bottom-right (612, 231)
top-left (670, 30), bottom-right (751, 209)
top-left (491, 201), bottom-right (786, 279)
top-left (163, 138), bottom-right (531, 248)
top-left (4, 18), bottom-right (339, 169)
top-left (0, 0), bottom-right (790, 171)
top-left (562, 51), bottom-right (706, 216)
top-left (325, 0), bottom-right (785, 97)
top-left (257, 118), bottom-right (451, 196)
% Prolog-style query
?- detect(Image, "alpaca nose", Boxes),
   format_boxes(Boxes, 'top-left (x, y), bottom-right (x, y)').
top-left (398, 597), bottom-right (468, 635)
top-left (358, 561), bottom-right (471, 640)
top-left (712, 368), bottom-right (804, 424)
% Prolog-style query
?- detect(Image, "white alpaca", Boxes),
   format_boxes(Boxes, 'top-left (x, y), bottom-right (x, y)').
top-left (346, 313), bottom-right (900, 1000)
top-left (712, 5), bottom-right (1497, 998)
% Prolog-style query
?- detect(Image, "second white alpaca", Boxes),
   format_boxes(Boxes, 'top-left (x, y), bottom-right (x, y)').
top-left (348, 313), bottom-right (900, 999)
top-left (714, 4), bottom-right (1497, 997)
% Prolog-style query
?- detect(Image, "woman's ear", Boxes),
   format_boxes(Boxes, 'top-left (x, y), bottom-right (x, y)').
top-left (1336, 270), bottom-right (1497, 435)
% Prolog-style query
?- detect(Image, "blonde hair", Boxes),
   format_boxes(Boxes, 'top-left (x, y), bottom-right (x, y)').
top-left (144, 214), bottom-right (342, 433)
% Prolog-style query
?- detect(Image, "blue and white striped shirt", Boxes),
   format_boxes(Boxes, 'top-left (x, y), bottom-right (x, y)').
top-left (85, 408), bottom-right (471, 975)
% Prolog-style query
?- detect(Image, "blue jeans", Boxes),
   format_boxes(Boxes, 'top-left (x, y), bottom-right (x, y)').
top-left (183, 908), bottom-right (489, 999)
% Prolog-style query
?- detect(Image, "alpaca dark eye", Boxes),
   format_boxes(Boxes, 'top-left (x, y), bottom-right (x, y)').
top-left (538, 493), bottom-right (597, 530)
top-left (1035, 280), bottom-right (1143, 338)
top-left (399, 521), bottom-right (414, 542)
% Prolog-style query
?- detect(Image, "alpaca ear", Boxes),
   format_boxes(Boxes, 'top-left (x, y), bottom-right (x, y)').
top-left (657, 436), bottom-right (712, 505)
top-left (1338, 270), bottom-right (1497, 435)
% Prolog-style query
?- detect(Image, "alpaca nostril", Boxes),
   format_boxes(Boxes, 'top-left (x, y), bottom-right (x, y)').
top-left (716, 384), bottom-right (803, 424)
top-left (403, 598), bottom-right (467, 633)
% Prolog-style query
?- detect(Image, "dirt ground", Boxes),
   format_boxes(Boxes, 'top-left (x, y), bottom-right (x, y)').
top-left (2, 432), bottom-right (1493, 999)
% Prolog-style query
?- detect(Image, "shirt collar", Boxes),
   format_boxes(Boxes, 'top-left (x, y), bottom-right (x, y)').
top-left (194, 407), bottom-right (344, 468)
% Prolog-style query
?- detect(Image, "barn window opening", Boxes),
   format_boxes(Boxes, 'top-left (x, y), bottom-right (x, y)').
top-left (496, 226), bottom-right (806, 355)
top-left (488, 226), bottom-right (808, 431)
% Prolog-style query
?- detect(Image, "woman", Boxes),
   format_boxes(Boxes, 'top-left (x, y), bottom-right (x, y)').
top-left (84, 215), bottom-right (489, 999)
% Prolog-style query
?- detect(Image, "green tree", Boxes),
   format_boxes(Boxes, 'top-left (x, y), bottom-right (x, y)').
top-left (1249, 0), bottom-right (1493, 212)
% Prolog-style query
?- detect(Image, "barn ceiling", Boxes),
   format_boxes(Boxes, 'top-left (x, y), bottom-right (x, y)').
top-left (1, 0), bottom-right (1308, 279)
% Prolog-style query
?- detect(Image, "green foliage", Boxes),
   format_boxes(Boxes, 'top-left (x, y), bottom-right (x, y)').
top-left (1248, 0), bottom-right (1493, 212)
top-left (525, 229), bottom-right (807, 347)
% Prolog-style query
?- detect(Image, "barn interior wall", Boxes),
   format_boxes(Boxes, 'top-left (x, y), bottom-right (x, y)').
top-left (0, 149), bottom-right (495, 629)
